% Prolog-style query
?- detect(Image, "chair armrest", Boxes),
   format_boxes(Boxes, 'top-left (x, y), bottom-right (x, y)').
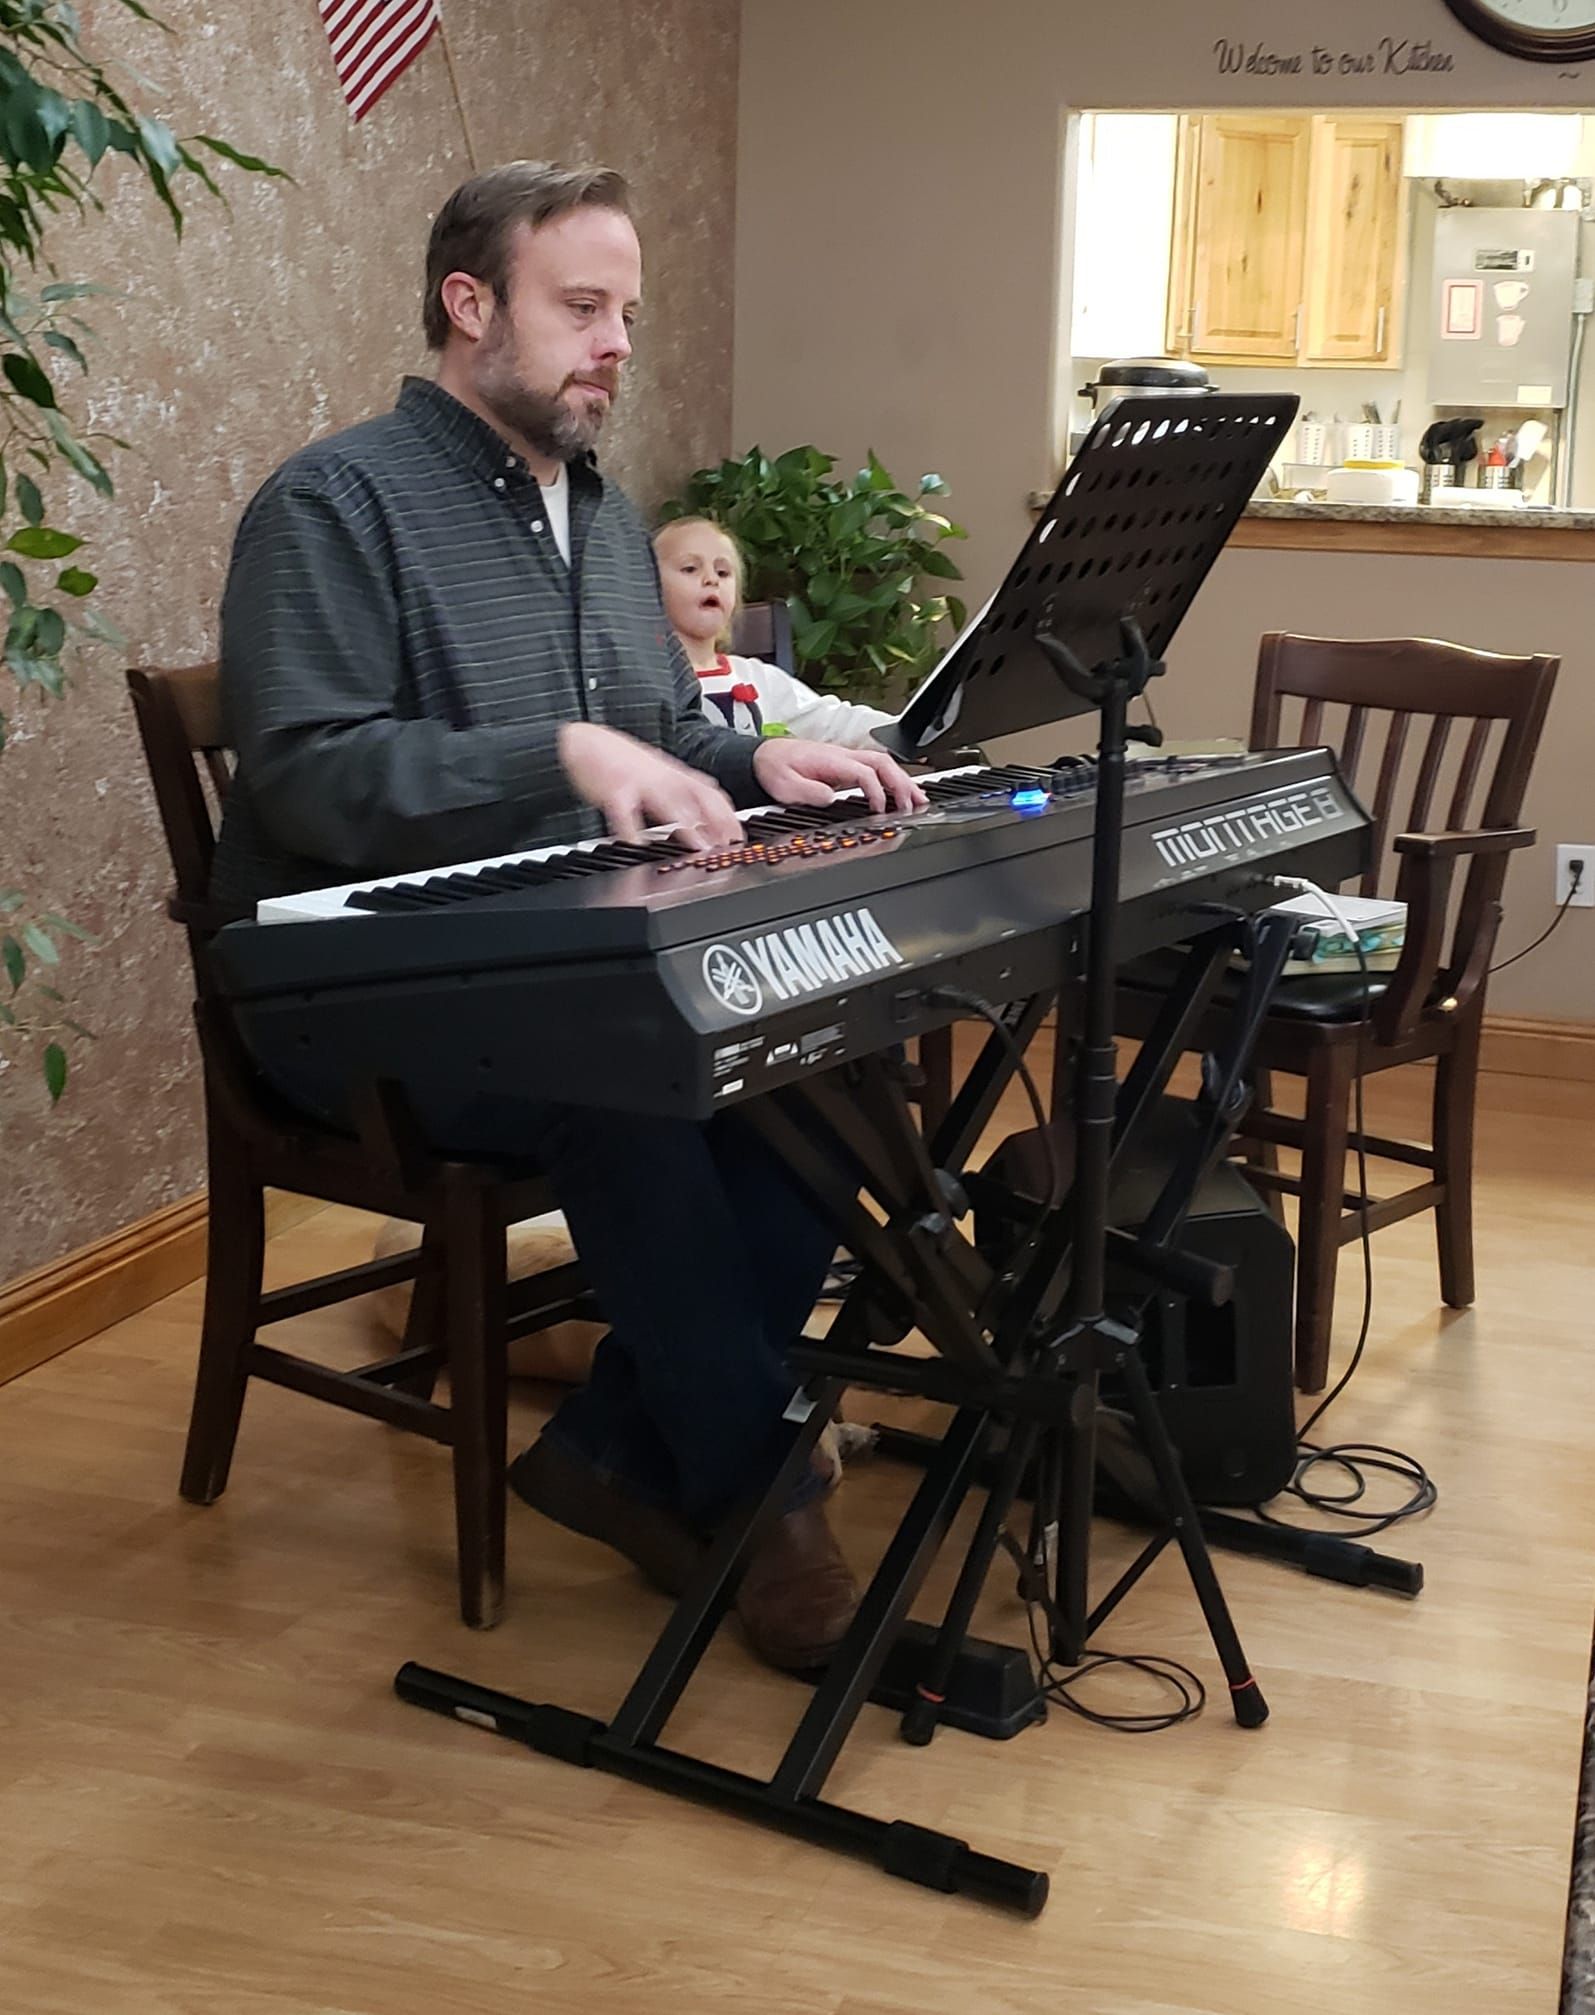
top-left (1392, 826), bottom-right (1535, 861)
top-left (1374, 828), bottom-right (1533, 1044)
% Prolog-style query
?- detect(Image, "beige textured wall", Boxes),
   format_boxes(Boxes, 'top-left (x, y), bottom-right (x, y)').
top-left (0, 0), bottom-right (738, 1283)
top-left (735, 0), bottom-right (1595, 1026)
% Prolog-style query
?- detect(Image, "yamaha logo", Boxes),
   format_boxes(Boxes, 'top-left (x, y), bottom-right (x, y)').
top-left (700, 907), bottom-right (905, 1018)
top-left (702, 943), bottom-right (764, 1016)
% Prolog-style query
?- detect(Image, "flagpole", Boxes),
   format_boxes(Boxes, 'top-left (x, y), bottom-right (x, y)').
top-left (434, 6), bottom-right (479, 171)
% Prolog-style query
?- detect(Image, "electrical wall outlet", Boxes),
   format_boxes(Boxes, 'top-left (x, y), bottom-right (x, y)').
top-left (1556, 845), bottom-right (1594, 908)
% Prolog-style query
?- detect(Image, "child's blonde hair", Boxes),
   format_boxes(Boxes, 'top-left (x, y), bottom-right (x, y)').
top-left (654, 516), bottom-right (747, 647)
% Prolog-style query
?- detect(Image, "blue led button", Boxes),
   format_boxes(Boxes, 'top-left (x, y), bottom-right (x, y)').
top-left (1010, 786), bottom-right (1051, 812)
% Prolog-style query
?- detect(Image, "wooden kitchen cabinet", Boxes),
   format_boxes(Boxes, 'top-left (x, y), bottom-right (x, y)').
top-left (1167, 114), bottom-right (1311, 361)
top-left (1167, 114), bottom-right (1404, 368)
top-left (1301, 117), bottom-right (1404, 364)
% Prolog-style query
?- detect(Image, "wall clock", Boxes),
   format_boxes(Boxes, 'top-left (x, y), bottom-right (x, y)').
top-left (1443, 0), bottom-right (1595, 63)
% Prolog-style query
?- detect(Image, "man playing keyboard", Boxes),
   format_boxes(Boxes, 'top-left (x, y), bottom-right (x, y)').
top-left (209, 160), bottom-right (923, 1671)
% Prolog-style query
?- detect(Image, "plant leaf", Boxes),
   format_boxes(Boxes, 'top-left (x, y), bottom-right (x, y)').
top-left (43, 1040), bottom-right (67, 1101)
top-left (7, 527), bottom-right (81, 558)
top-left (40, 281), bottom-right (112, 304)
top-left (916, 547), bottom-right (963, 579)
top-left (20, 921), bottom-right (58, 965)
top-left (75, 604), bottom-right (125, 647)
top-left (1, 935), bottom-right (23, 992)
top-left (69, 98), bottom-right (110, 168)
top-left (42, 329), bottom-right (87, 372)
top-left (16, 474), bottom-right (42, 525)
top-left (190, 133), bottom-right (291, 180)
top-left (45, 410), bottom-right (114, 496)
top-left (135, 115), bottom-right (183, 177)
top-left (56, 565), bottom-right (96, 596)
top-left (3, 351), bottom-right (56, 408)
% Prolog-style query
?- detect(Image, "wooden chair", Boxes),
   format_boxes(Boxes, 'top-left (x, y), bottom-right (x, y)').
top-left (126, 664), bottom-right (595, 1628)
top-left (729, 598), bottom-right (794, 668)
top-left (1117, 632), bottom-right (1557, 1392)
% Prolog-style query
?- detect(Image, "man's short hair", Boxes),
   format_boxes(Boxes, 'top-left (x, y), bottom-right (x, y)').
top-left (422, 160), bottom-right (632, 349)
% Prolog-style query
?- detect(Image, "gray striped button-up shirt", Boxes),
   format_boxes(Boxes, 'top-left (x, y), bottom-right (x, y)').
top-left (209, 377), bottom-right (759, 910)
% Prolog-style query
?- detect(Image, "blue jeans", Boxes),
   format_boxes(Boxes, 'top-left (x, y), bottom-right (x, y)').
top-left (459, 1100), bottom-right (839, 1525)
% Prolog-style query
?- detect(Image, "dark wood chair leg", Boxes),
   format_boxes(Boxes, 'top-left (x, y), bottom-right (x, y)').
top-left (443, 1172), bottom-right (508, 1629)
top-left (1293, 1046), bottom-right (1355, 1395)
top-left (395, 1216), bottom-right (447, 1400)
top-left (180, 1123), bottom-right (265, 1503)
top-left (1239, 1067), bottom-right (1288, 1225)
top-left (1434, 1011), bottom-right (1482, 1310)
top-left (917, 1027), bottom-right (954, 1136)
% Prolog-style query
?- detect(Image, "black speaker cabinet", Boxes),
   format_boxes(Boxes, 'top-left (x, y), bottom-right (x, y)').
top-left (981, 1100), bottom-right (1298, 1508)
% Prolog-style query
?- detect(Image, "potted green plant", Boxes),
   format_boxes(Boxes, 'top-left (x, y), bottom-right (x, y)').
top-left (0, 0), bottom-right (283, 1107)
top-left (660, 445), bottom-right (966, 703)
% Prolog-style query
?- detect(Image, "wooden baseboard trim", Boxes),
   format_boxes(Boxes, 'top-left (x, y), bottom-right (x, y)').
top-left (0, 1190), bottom-right (323, 1388)
top-left (1481, 1015), bottom-right (1595, 1084)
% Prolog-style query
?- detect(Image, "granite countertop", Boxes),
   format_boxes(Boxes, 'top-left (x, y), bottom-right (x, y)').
top-left (1246, 498), bottom-right (1595, 531)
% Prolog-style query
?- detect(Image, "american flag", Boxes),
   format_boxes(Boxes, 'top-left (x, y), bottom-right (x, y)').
top-left (317, 0), bottom-right (441, 122)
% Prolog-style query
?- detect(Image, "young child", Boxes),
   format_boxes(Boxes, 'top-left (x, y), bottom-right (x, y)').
top-left (654, 516), bottom-right (898, 749)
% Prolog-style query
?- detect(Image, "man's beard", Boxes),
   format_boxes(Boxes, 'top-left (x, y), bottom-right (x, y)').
top-left (477, 329), bottom-right (613, 461)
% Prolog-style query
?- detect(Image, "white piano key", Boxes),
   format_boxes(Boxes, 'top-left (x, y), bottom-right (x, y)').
top-left (255, 765), bottom-right (983, 924)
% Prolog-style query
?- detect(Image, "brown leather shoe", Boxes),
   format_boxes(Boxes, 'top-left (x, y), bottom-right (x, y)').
top-left (508, 1438), bottom-right (705, 1597)
top-left (736, 1497), bottom-right (860, 1671)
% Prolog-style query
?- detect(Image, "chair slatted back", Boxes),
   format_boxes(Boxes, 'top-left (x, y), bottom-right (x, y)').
top-left (729, 599), bottom-right (796, 673)
top-left (126, 663), bottom-right (231, 906)
top-left (1251, 633), bottom-right (1557, 910)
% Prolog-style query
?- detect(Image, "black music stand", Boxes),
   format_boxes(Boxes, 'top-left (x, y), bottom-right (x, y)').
top-left (394, 394), bottom-right (1320, 1913)
top-left (878, 392), bottom-right (1292, 760)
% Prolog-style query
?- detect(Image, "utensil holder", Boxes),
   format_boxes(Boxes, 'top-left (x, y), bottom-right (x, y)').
top-left (1346, 424), bottom-right (1401, 463)
top-left (1296, 422), bottom-right (1334, 466)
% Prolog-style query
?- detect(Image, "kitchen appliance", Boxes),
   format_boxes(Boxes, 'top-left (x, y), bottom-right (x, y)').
top-left (1429, 206), bottom-right (1580, 408)
top-left (1325, 462), bottom-right (1420, 506)
top-left (1078, 357), bottom-right (1212, 412)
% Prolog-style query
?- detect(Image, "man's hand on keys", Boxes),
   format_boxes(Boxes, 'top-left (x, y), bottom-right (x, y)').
top-left (752, 738), bottom-right (926, 816)
top-left (558, 722), bottom-right (745, 849)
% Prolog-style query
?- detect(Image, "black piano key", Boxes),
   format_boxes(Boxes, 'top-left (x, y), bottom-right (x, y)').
top-left (923, 778), bottom-right (999, 801)
top-left (743, 810), bottom-right (823, 835)
top-left (447, 864), bottom-right (565, 894)
top-left (346, 883), bottom-right (460, 912)
top-left (547, 854), bottom-right (626, 877)
top-left (596, 842), bottom-right (679, 864)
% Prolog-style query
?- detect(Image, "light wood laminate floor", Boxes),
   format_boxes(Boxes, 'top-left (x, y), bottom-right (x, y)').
top-left (1, 1062), bottom-right (1592, 2014)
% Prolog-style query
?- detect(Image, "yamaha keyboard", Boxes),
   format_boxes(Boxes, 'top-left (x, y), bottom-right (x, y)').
top-left (211, 752), bottom-right (1369, 1128)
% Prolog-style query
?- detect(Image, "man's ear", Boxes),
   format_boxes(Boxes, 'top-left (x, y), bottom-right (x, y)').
top-left (438, 271), bottom-right (493, 344)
